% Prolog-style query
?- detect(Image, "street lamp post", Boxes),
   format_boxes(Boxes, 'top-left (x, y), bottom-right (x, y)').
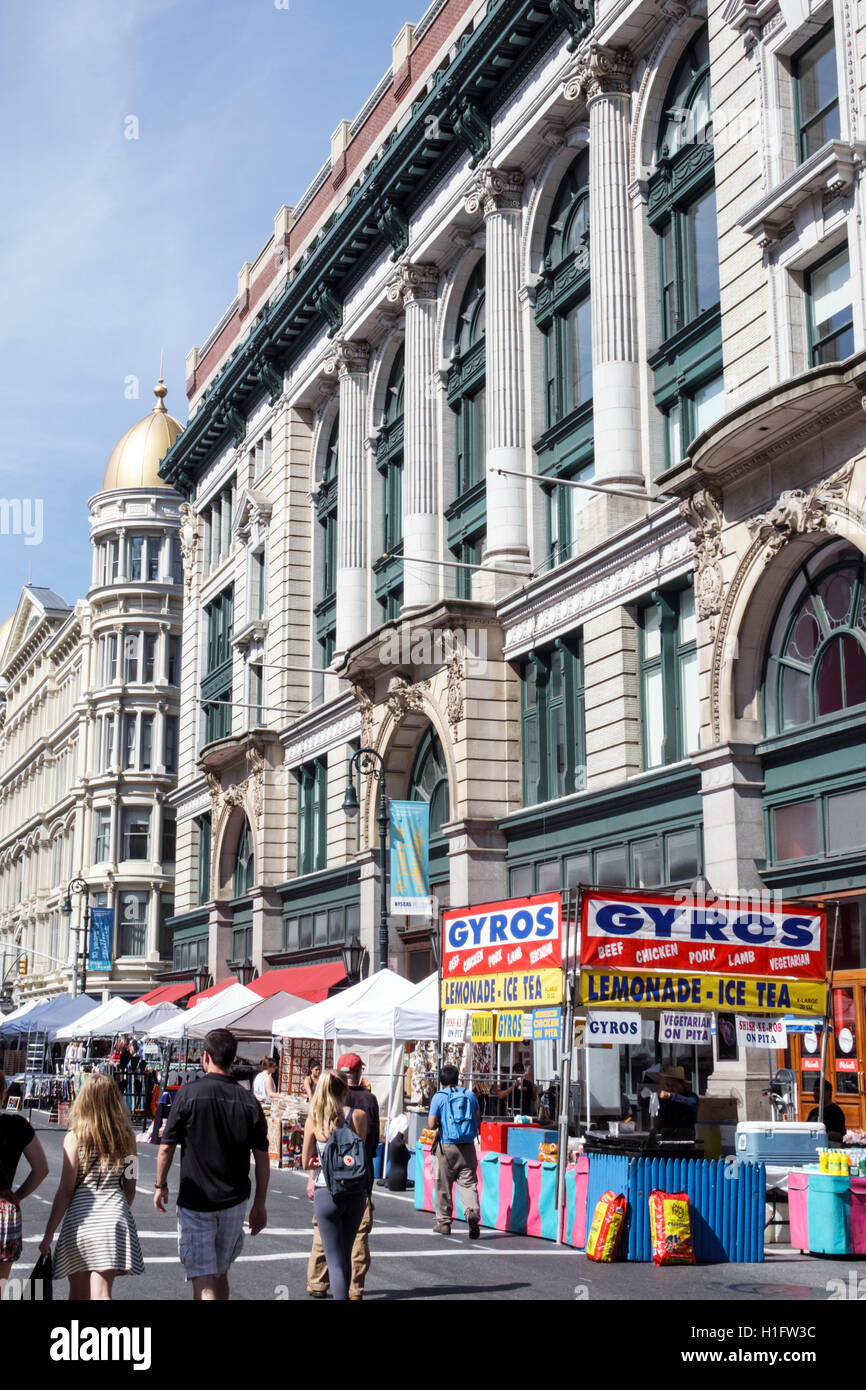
top-left (342, 747), bottom-right (390, 972)
top-left (62, 875), bottom-right (91, 999)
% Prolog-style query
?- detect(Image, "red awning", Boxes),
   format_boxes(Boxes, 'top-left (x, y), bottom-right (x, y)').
top-left (248, 963), bottom-right (346, 1003)
top-left (132, 982), bottom-right (195, 1007)
top-left (187, 978), bottom-right (235, 1010)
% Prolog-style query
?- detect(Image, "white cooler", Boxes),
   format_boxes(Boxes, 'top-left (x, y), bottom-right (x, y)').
top-left (735, 1121), bottom-right (827, 1167)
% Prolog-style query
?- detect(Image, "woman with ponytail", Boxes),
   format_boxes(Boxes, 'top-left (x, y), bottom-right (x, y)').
top-left (302, 1069), bottom-right (367, 1301)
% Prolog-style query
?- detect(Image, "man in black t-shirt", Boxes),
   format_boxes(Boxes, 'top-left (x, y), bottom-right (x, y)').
top-left (807, 1079), bottom-right (847, 1144)
top-left (155, 1029), bottom-right (269, 1301)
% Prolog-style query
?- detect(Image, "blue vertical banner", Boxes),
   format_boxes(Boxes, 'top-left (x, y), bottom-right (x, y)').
top-left (88, 907), bottom-right (114, 972)
top-left (389, 800), bottom-right (431, 914)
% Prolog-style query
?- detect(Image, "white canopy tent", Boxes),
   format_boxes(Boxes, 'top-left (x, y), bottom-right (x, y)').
top-left (187, 989), bottom-right (308, 1042)
top-left (99, 998), bottom-right (181, 1037)
top-left (270, 969), bottom-right (405, 1042)
top-left (391, 973), bottom-right (439, 1041)
top-left (19, 994), bottom-right (100, 1043)
top-left (146, 983), bottom-right (259, 1042)
top-left (0, 996), bottom-right (54, 1039)
top-left (55, 995), bottom-right (133, 1041)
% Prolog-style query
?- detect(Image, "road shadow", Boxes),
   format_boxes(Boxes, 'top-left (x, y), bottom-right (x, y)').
top-left (365, 1281), bottom-right (532, 1300)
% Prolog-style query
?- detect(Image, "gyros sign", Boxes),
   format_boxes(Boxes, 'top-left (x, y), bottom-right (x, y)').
top-left (442, 893), bottom-right (562, 980)
top-left (580, 889), bottom-right (826, 982)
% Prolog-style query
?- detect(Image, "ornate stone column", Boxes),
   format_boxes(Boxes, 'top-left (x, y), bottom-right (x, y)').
top-left (324, 340), bottom-right (371, 656)
top-left (464, 168), bottom-right (531, 595)
top-left (386, 264), bottom-right (440, 611)
top-left (567, 46), bottom-right (643, 489)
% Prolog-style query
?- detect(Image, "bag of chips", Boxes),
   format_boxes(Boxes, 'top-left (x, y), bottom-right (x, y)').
top-left (649, 1190), bottom-right (696, 1266)
top-left (538, 1142), bottom-right (558, 1163)
top-left (585, 1190), bottom-right (627, 1262)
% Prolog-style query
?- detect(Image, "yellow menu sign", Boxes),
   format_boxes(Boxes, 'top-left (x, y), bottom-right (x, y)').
top-left (470, 1012), bottom-right (494, 1043)
top-left (441, 968), bottom-right (563, 1011)
top-left (580, 970), bottom-right (826, 1018)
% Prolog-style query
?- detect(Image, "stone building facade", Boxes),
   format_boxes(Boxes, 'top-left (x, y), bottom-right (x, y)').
top-left (162, 0), bottom-right (866, 1121)
top-left (0, 383), bottom-right (184, 1001)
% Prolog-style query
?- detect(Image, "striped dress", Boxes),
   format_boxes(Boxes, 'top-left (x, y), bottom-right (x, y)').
top-left (53, 1153), bottom-right (144, 1279)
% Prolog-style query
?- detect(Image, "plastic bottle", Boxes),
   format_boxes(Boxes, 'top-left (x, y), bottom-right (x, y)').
top-left (819, 1149), bottom-right (827, 1173)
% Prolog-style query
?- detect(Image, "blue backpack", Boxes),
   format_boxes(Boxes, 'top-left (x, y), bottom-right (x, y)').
top-left (436, 1086), bottom-right (478, 1144)
top-left (321, 1116), bottom-right (369, 1201)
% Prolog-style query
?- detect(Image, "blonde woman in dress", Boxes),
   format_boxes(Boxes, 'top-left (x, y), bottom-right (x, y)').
top-left (39, 1072), bottom-right (143, 1300)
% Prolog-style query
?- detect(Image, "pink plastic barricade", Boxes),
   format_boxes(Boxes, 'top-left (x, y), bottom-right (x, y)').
top-left (526, 1160), bottom-right (543, 1238)
top-left (850, 1176), bottom-right (866, 1256)
top-left (788, 1171), bottom-right (809, 1253)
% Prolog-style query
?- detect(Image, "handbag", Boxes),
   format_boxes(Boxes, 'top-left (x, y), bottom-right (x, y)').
top-left (29, 1251), bottom-right (53, 1302)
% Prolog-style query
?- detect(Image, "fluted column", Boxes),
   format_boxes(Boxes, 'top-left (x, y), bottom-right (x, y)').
top-left (464, 168), bottom-right (531, 594)
top-left (567, 46), bottom-right (642, 487)
top-left (386, 264), bottom-right (440, 610)
top-left (324, 340), bottom-right (371, 657)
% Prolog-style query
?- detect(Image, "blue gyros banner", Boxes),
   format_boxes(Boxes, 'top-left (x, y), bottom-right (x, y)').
top-left (88, 907), bottom-right (114, 972)
top-left (389, 800), bottom-right (430, 914)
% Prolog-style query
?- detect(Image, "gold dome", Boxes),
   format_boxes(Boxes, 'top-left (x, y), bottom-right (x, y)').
top-left (101, 379), bottom-right (183, 491)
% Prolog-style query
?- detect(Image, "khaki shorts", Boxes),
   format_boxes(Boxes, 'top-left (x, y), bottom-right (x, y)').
top-left (177, 1200), bottom-right (246, 1280)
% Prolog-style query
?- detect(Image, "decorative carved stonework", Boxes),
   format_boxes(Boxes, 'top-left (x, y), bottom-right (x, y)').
top-left (565, 44), bottom-right (634, 104)
top-left (222, 781), bottom-right (246, 810)
top-left (205, 770), bottom-right (222, 805)
top-left (323, 338), bottom-right (371, 378)
top-left (445, 652), bottom-right (464, 739)
top-left (179, 502), bottom-right (197, 593)
top-left (746, 465), bottom-right (853, 558)
top-left (386, 674), bottom-right (428, 722)
top-left (351, 681), bottom-right (376, 748)
top-left (385, 263), bottom-right (440, 307)
top-left (680, 486), bottom-right (725, 633)
top-left (463, 168), bottom-right (525, 218)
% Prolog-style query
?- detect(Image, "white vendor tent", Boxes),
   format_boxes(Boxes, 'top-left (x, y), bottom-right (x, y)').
top-left (55, 995), bottom-right (133, 1041)
top-left (392, 973), bottom-right (439, 1041)
top-left (187, 989), bottom-right (308, 1042)
top-left (26, 994), bottom-right (100, 1042)
top-left (329, 970), bottom-right (421, 1040)
top-left (99, 998), bottom-right (179, 1036)
top-left (270, 969), bottom-right (402, 1042)
top-left (147, 983), bottom-right (259, 1041)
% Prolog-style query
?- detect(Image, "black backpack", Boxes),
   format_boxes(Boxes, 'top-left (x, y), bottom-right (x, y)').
top-left (321, 1114), bottom-right (369, 1201)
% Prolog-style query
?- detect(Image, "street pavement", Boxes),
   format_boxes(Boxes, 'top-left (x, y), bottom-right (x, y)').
top-left (6, 1114), bottom-right (857, 1302)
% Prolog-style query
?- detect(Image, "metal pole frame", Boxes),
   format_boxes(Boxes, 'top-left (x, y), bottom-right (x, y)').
top-left (346, 747), bottom-right (390, 973)
top-left (555, 886), bottom-right (580, 1244)
top-left (818, 902), bottom-right (840, 1130)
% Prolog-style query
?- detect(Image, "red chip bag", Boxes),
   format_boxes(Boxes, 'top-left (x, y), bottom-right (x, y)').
top-left (649, 1190), bottom-right (695, 1266)
top-left (585, 1190), bottom-right (627, 1262)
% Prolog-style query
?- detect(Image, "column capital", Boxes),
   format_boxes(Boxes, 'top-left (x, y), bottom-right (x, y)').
top-left (463, 167), bottom-right (525, 218)
top-left (323, 338), bottom-right (371, 378)
top-left (385, 262), bottom-right (440, 307)
top-left (565, 43), bottom-right (634, 103)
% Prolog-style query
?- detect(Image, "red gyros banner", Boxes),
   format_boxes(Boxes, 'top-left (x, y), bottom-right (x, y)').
top-left (442, 893), bottom-right (562, 979)
top-left (580, 889), bottom-right (826, 982)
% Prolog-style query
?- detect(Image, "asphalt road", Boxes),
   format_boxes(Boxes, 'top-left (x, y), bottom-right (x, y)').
top-left (5, 1113), bottom-right (858, 1303)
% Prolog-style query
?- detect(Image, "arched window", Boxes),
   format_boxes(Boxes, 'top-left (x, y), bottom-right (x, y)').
top-left (233, 818), bottom-right (255, 897)
top-left (447, 261), bottom-right (486, 598)
top-left (408, 727), bottom-right (450, 838)
top-left (316, 415), bottom-right (339, 665)
top-left (375, 346), bottom-right (405, 621)
top-left (535, 150), bottom-right (594, 569)
top-left (648, 25), bottom-right (722, 475)
top-left (765, 543), bottom-right (866, 735)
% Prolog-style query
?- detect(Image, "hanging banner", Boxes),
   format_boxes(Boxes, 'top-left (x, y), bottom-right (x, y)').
top-left (580, 888), bottom-right (826, 981)
top-left (389, 800), bottom-right (430, 914)
top-left (580, 970), bottom-right (826, 1018)
top-left (586, 1010), bottom-right (640, 1043)
top-left (736, 1016), bottom-right (788, 1049)
top-left (442, 1011), bottom-right (470, 1045)
top-left (87, 907), bottom-right (114, 972)
top-left (442, 967), bottom-right (563, 1011)
top-left (533, 1007), bottom-right (561, 1041)
top-left (470, 1012), bottom-right (494, 1043)
top-left (659, 1011), bottom-right (712, 1045)
top-left (442, 893), bottom-right (562, 980)
top-left (495, 1010), bottom-right (529, 1043)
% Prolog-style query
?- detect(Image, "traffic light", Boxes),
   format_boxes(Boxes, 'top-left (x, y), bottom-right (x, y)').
top-left (18, 954), bottom-right (27, 977)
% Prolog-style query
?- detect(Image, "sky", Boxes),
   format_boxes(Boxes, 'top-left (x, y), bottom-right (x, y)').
top-left (0, 0), bottom-right (420, 619)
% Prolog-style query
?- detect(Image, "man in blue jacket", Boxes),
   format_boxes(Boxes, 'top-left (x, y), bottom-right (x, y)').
top-left (428, 1065), bottom-right (481, 1239)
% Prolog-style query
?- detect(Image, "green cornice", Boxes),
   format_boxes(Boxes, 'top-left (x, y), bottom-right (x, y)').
top-left (160, 0), bottom-right (593, 495)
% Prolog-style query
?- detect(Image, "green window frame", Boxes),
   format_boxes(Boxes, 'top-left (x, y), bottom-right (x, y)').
top-left (283, 899), bottom-right (360, 955)
top-left (197, 813), bottom-right (212, 905)
top-left (647, 26), bottom-right (722, 477)
top-left (638, 583), bottom-right (698, 769)
top-left (520, 635), bottom-right (585, 806)
top-left (806, 243), bottom-right (854, 367)
top-left (447, 260), bottom-right (486, 594)
top-left (233, 819), bottom-right (255, 897)
top-left (508, 825), bottom-right (702, 896)
top-left (375, 346), bottom-right (405, 621)
top-left (408, 726), bottom-right (451, 839)
top-left (793, 21), bottom-right (840, 164)
top-left (315, 417), bottom-right (339, 666)
top-left (201, 585), bottom-right (234, 745)
top-left (297, 757), bottom-right (328, 876)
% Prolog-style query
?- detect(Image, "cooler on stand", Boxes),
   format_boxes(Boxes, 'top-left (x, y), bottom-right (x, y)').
top-left (735, 1122), bottom-right (827, 1167)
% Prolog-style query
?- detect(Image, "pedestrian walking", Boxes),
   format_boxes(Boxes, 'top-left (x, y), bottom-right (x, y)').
top-left (428, 1065), bottom-right (481, 1239)
top-left (253, 1057), bottom-right (278, 1106)
top-left (302, 1069), bottom-right (368, 1302)
top-left (0, 1070), bottom-right (49, 1293)
top-left (306, 1051), bottom-right (379, 1301)
top-left (154, 1028), bottom-right (269, 1301)
top-left (39, 1072), bottom-right (143, 1300)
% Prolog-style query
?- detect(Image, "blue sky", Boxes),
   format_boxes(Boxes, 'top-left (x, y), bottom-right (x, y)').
top-left (0, 0), bottom-right (418, 619)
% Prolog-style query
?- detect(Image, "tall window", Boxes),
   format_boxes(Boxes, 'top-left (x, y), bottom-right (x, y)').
top-left (93, 807), bottom-right (111, 862)
top-left (315, 418), bottom-right (339, 666)
top-left (794, 22), bottom-right (840, 163)
top-left (297, 757), bottom-right (327, 875)
top-left (408, 727), bottom-right (450, 837)
top-left (520, 637), bottom-right (585, 805)
top-left (100, 633), bottom-right (118, 685)
top-left (121, 806), bottom-right (151, 860)
top-left (535, 151), bottom-right (594, 568)
top-left (201, 479), bottom-right (235, 578)
top-left (251, 549), bottom-right (266, 621)
top-left (167, 636), bottom-right (181, 686)
top-left (764, 542), bottom-right (866, 735)
top-left (639, 585), bottom-right (698, 768)
top-left (375, 346), bottom-right (405, 620)
top-left (164, 715), bottom-right (178, 773)
top-left (648, 27), bottom-right (722, 474)
top-left (100, 541), bottom-right (118, 586)
top-left (447, 261), bottom-right (486, 598)
top-left (118, 891), bottom-right (147, 957)
top-left (161, 811), bottom-right (176, 864)
top-left (129, 535), bottom-right (161, 583)
top-left (233, 819), bottom-right (255, 897)
top-left (202, 586), bottom-right (234, 745)
top-left (806, 245), bottom-right (854, 366)
top-left (197, 813), bottom-right (212, 905)
top-left (123, 712), bottom-right (137, 769)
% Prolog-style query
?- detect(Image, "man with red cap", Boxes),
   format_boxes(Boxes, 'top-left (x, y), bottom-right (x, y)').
top-left (306, 1053), bottom-right (380, 1301)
